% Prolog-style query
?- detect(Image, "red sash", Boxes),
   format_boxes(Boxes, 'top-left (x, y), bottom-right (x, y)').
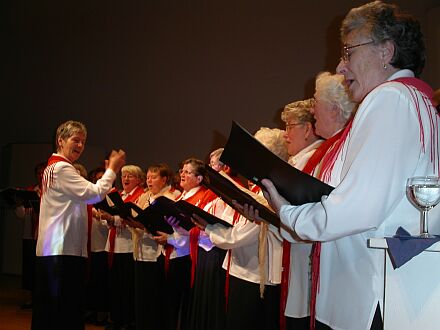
top-left (108, 186), bottom-right (144, 268)
top-left (224, 210), bottom-right (241, 311)
top-left (186, 187), bottom-right (218, 288)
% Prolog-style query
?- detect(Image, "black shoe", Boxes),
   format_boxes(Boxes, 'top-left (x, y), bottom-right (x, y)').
top-left (119, 325), bottom-right (135, 330)
top-left (94, 319), bottom-right (109, 326)
top-left (105, 323), bottom-right (121, 330)
top-left (20, 302), bottom-right (33, 310)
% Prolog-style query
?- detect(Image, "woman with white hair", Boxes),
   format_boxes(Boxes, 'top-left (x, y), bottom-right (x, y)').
top-left (281, 99), bottom-right (322, 169)
top-left (280, 72), bottom-right (356, 330)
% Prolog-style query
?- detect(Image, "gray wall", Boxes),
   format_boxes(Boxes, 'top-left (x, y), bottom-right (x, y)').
top-left (1, 0), bottom-right (439, 173)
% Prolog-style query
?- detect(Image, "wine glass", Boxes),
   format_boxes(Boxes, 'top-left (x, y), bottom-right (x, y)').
top-left (406, 176), bottom-right (440, 238)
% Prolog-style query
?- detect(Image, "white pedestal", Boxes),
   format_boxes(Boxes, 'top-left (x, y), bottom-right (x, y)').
top-left (368, 239), bottom-right (440, 330)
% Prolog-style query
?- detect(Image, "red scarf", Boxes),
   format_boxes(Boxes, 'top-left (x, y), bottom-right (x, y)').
top-left (186, 187), bottom-right (217, 287)
top-left (278, 130), bottom-right (345, 330)
top-left (308, 77), bottom-right (437, 330)
top-left (224, 210), bottom-right (241, 311)
top-left (42, 155), bottom-right (71, 195)
top-left (108, 186), bottom-right (144, 268)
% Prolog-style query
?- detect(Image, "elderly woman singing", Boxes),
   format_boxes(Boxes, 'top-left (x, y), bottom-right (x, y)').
top-left (253, 2), bottom-right (439, 330)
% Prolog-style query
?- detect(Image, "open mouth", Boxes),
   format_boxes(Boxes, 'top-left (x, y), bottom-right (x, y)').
top-left (345, 79), bottom-right (354, 88)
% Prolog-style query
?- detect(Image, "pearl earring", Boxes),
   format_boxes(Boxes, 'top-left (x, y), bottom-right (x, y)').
top-left (383, 63), bottom-right (387, 69)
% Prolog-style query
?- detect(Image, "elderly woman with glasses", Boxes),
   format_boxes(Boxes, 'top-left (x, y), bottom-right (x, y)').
top-left (282, 98), bottom-right (323, 169)
top-left (153, 157), bottom-right (218, 330)
top-left (279, 72), bottom-right (356, 330)
top-left (256, 2), bottom-right (439, 330)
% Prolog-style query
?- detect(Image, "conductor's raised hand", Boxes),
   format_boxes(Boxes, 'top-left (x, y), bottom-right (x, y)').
top-left (106, 149), bottom-right (126, 174)
top-left (260, 178), bottom-right (290, 214)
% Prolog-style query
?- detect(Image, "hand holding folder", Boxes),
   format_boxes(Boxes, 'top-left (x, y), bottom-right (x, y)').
top-left (115, 195), bottom-right (233, 236)
top-left (145, 196), bottom-right (233, 232)
top-left (203, 166), bottom-right (280, 227)
top-left (94, 191), bottom-right (137, 219)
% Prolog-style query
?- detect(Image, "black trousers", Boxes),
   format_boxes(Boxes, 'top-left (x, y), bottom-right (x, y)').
top-left (32, 255), bottom-right (86, 330)
top-left (164, 255), bottom-right (191, 330)
top-left (86, 251), bottom-right (109, 313)
top-left (225, 275), bottom-right (280, 330)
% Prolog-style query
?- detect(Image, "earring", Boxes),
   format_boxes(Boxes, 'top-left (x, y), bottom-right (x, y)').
top-left (383, 63), bottom-right (387, 70)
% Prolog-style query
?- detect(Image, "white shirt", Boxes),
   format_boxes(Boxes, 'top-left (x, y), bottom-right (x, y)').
top-left (279, 70), bottom-right (440, 330)
top-left (165, 186), bottom-right (205, 259)
top-left (288, 140), bottom-right (323, 169)
top-left (206, 200), bottom-right (283, 285)
top-left (104, 187), bottom-right (143, 253)
top-left (90, 216), bottom-right (109, 252)
top-left (37, 153), bottom-right (116, 257)
top-left (197, 197), bottom-right (229, 251)
top-left (281, 140), bottom-right (322, 318)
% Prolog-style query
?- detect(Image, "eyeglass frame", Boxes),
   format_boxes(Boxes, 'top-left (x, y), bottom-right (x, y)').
top-left (341, 40), bottom-right (374, 63)
top-left (179, 169), bottom-right (197, 176)
top-left (285, 122), bottom-right (305, 131)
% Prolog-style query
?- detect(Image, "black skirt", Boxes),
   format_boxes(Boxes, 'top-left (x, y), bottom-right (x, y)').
top-left (134, 256), bottom-right (166, 330)
top-left (186, 246), bottom-right (227, 330)
top-left (164, 254), bottom-right (191, 330)
top-left (108, 252), bottom-right (135, 326)
top-left (225, 275), bottom-right (280, 330)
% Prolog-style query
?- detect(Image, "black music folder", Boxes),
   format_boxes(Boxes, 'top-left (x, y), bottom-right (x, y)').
top-left (94, 192), bottom-right (175, 235)
top-left (140, 196), bottom-right (233, 233)
top-left (133, 202), bottom-right (175, 235)
top-left (220, 121), bottom-right (334, 205)
top-left (203, 166), bottom-right (280, 227)
top-left (0, 187), bottom-right (39, 208)
top-left (94, 191), bottom-right (138, 219)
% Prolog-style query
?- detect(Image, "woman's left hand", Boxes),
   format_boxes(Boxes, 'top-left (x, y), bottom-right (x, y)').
top-left (191, 213), bottom-right (208, 230)
top-left (165, 216), bottom-right (190, 235)
top-left (153, 231), bottom-right (169, 245)
top-left (260, 179), bottom-right (290, 214)
top-left (231, 200), bottom-right (264, 224)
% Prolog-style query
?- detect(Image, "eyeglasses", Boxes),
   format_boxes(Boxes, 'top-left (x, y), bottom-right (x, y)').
top-left (285, 122), bottom-right (304, 131)
top-left (179, 169), bottom-right (196, 176)
top-left (341, 40), bottom-right (374, 63)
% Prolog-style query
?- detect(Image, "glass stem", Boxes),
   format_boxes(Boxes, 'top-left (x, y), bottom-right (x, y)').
top-left (421, 210), bottom-right (429, 236)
